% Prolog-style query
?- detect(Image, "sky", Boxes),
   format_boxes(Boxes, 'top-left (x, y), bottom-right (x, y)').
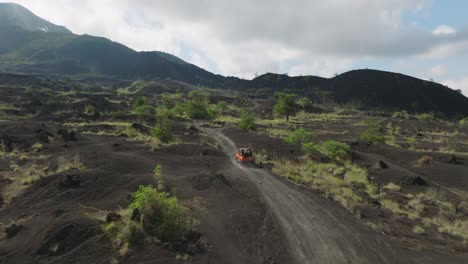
top-left (2, 0), bottom-right (468, 95)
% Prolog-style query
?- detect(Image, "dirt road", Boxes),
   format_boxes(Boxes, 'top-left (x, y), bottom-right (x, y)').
top-left (199, 125), bottom-right (466, 264)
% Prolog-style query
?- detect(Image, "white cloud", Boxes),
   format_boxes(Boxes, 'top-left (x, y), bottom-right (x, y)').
top-left (3, 0), bottom-right (468, 79)
top-left (444, 77), bottom-right (468, 96)
top-left (432, 25), bottom-right (456, 36)
top-left (429, 64), bottom-right (446, 77)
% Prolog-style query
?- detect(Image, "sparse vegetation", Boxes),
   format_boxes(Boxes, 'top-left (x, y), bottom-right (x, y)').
top-left (313, 140), bottom-right (351, 160)
top-left (392, 111), bottom-right (409, 119)
top-left (152, 117), bottom-right (172, 143)
top-left (32, 143), bottom-right (44, 152)
top-left (83, 104), bottom-right (96, 116)
top-left (285, 128), bottom-right (315, 145)
top-left (238, 109), bottom-right (256, 131)
top-left (417, 113), bottom-right (436, 122)
top-left (406, 137), bottom-right (416, 150)
top-left (460, 117), bottom-right (468, 126)
top-left (271, 159), bottom-right (374, 214)
top-left (104, 185), bottom-right (195, 255)
top-left (360, 120), bottom-right (385, 142)
top-left (383, 182), bottom-right (401, 192)
top-left (413, 225), bottom-right (425, 234)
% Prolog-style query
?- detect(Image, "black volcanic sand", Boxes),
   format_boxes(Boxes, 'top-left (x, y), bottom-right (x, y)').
top-left (0, 121), bottom-right (291, 264)
top-left (1, 80), bottom-right (468, 263)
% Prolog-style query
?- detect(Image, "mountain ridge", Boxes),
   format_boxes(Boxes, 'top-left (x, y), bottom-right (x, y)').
top-left (0, 2), bottom-right (467, 116)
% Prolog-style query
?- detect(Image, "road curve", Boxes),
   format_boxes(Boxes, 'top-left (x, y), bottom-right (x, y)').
top-left (198, 125), bottom-right (456, 264)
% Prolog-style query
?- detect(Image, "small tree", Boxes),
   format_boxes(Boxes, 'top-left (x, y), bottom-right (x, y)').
top-left (134, 96), bottom-right (148, 109)
top-left (274, 92), bottom-right (297, 122)
top-left (238, 109), bottom-right (256, 131)
top-left (152, 117), bottom-right (172, 143)
top-left (297, 97), bottom-right (312, 110)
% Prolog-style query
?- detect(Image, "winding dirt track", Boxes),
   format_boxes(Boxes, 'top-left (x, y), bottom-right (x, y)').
top-left (200, 126), bottom-right (464, 264)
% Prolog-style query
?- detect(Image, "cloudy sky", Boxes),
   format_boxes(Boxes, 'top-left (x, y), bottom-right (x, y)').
top-left (3, 0), bottom-right (468, 94)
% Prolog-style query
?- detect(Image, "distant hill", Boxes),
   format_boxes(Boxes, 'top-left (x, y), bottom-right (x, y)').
top-left (0, 3), bottom-right (223, 86)
top-left (227, 70), bottom-right (468, 116)
top-left (0, 3), bottom-right (467, 116)
top-left (329, 70), bottom-right (468, 115)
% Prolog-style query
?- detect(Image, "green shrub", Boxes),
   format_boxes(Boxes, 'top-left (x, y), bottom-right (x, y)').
top-left (110, 111), bottom-right (125, 118)
top-left (460, 117), bottom-right (468, 126)
top-left (104, 214), bottom-right (145, 256)
top-left (314, 140), bottom-right (351, 160)
top-left (413, 225), bottom-right (425, 234)
top-left (301, 142), bottom-right (316, 153)
top-left (183, 100), bottom-right (211, 119)
top-left (359, 120), bottom-right (385, 142)
top-left (285, 128), bottom-right (315, 145)
top-left (130, 185), bottom-right (188, 242)
top-left (133, 96), bottom-right (148, 108)
top-left (152, 117), bottom-right (172, 143)
top-left (238, 109), bottom-right (256, 131)
top-left (134, 105), bottom-right (156, 119)
top-left (217, 101), bottom-right (228, 111)
top-left (406, 137), bottom-right (416, 149)
top-left (383, 182), bottom-right (401, 192)
top-left (392, 111), bottom-right (409, 119)
top-left (417, 113), bottom-right (435, 121)
top-left (32, 143), bottom-right (44, 152)
top-left (84, 105), bottom-right (95, 116)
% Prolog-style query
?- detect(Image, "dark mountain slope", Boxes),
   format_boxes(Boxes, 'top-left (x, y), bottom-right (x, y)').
top-left (0, 2), bottom-right (70, 33)
top-left (0, 30), bottom-right (224, 86)
top-left (329, 69), bottom-right (468, 115)
top-left (227, 70), bottom-right (468, 116)
top-left (0, 3), bottom-right (466, 116)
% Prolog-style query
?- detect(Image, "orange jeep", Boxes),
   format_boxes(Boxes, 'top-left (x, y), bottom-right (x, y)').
top-left (236, 148), bottom-right (256, 164)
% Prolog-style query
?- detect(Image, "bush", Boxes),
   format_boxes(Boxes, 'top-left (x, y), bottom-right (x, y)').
top-left (152, 117), bottom-right (172, 143)
top-left (130, 185), bottom-right (188, 242)
top-left (417, 113), bottom-right (435, 122)
top-left (32, 143), bottom-right (44, 152)
top-left (460, 117), bottom-right (468, 126)
top-left (84, 105), bottom-right (95, 116)
top-left (285, 128), bottom-right (315, 145)
top-left (133, 96), bottom-right (148, 108)
top-left (392, 111), bottom-right (409, 119)
top-left (383, 182), bottom-right (401, 192)
top-left (406, 137), bottom-right (416, 149)
top-left (301, 142), bottom-right (316, 153)
top-left (238, 109), bottom-right (256, 131)
top-left (314, 140), bottom-right (351, 160)
top-left (183, 100), bottom-right (211, 119)
top-left (110, 111), bottom-right (125, 119)
top-left (134, 105), bottom-right (156, 119)
top-left (359, 120), bottom-right (385, 142)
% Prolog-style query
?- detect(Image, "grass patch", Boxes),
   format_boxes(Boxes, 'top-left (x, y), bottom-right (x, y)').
top-left (383, 182), bottom-right (402, 192)
top-left (271, 159), bottom-right (374, 213)
top-left (413, 225), bottom-right (425, 234)
top-left (359, 120), bottom-right (385, 142)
